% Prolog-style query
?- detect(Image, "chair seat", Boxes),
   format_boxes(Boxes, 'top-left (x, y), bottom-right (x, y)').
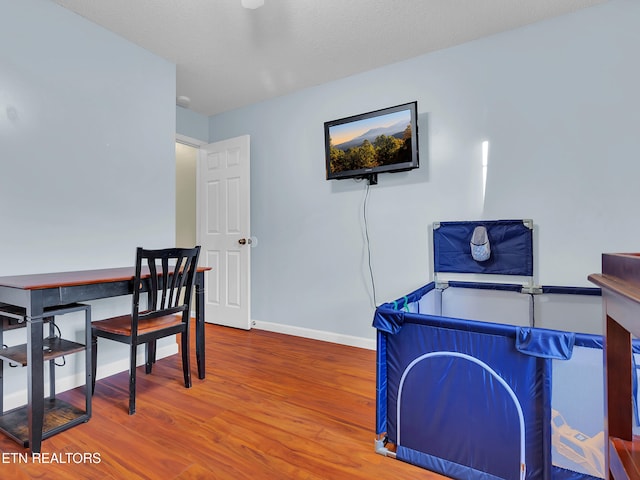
top-left (92, 313), bottom-right (183, 336)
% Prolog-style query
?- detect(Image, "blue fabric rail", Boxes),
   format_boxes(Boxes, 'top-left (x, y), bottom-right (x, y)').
top-left (516, 328), bottom-right (575, 360)
top-left (393, 282), bottom-right (436, 303)
top-left (375, 308), bottom-right (524, 339)
top-left (447, 281), bottom-right (526, 292)
top-left (376, 330), bottom-right (388, 435)
top-left (541, 285), bottom-right (601, 296)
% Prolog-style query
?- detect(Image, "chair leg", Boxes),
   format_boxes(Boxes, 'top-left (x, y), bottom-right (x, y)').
top-left (145, 340), bottom-right (156, 374)
top-left (129, 343), bottom-right (137, 415)
top-left (91, 335), bottom-right (98, 395)
top-left (181, 331), bottom-right (192, 389)
top-left (151, 339), bottom-right (157, 364)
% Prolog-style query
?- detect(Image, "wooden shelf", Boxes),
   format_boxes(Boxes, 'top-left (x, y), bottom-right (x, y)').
top-left (0, 337), bottom-right (85, 366)
top-left (0, 301), bottom-right (92, 451)
top-left (0, 398), bottom-right (89, 447)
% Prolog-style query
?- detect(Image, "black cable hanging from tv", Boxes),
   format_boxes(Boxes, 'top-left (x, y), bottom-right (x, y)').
top-left (363, 181), bottom-right (377, 307)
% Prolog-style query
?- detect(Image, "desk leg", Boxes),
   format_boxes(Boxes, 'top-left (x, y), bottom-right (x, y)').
top-left (0, 322), bottom-right (4, 414)
top-left (195, 274), bottom-right (205, 379)
top-left (27, 315), bottom-right (44, 454)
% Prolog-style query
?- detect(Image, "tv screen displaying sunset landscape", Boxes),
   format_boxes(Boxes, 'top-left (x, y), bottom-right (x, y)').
top-left (325, 102), bottom-right (418, 181)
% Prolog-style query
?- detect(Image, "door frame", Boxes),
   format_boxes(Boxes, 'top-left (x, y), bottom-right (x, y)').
top-left (175, 134), bottom-right (207, 319)
top-left (176, 133), bottom-right (207, 148)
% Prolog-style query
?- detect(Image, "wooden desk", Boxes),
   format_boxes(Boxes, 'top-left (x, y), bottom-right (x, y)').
top-left (589, 253), bottom-right (640, 480)
top-left (0, 266), bottom-right (210, 453)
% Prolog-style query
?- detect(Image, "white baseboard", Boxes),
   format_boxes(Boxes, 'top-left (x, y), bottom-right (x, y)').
top-left (252, 320), bottom-right (376, 350)
top-left (2, 343), bottom-right (178, 412)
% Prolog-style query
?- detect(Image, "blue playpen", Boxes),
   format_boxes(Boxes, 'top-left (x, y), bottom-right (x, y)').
top-left (373, 220), bottom-right (627, 480)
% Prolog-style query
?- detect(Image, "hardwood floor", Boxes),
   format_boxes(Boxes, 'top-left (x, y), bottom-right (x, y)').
top-left (0, 324), bottom-right (446, 479)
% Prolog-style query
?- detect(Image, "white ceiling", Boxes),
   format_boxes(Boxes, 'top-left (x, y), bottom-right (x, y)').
top-left (52, 0), bottom-right (606, 117)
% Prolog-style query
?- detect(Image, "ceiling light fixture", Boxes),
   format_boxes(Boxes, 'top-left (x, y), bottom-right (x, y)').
top-left (241, 0), bottom-right (264, 9)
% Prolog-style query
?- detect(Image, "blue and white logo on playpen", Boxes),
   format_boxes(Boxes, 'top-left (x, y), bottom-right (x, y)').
top-left (470, 226), bottom-right (491, 262)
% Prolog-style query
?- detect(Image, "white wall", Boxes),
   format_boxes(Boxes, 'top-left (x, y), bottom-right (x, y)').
top-left (208, 0), bottom-right (640, 344)
top-left (176, 106), bottom-right (209, 143)
top-left (1, 0), bottom-right (176, 273)
top-left (0, 0), bottom-right (177, 407)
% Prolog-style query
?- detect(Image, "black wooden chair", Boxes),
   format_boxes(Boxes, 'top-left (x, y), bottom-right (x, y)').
top-left (91, 246), bottom-right (201, 414)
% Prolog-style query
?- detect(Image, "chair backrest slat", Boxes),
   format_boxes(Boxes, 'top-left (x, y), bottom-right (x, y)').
top-left (132, 246), bottom-right (201, 325)
top-left (168, 256), bottom-right (186, 308)
top-left (146, 257), bottom-right (159, 310)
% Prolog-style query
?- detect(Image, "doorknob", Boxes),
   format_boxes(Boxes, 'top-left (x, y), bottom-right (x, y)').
top-left (238, 238), bottom-right (252, 245)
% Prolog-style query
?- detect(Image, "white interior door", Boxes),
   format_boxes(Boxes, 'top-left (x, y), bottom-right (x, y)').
top-left (197, 135), bottom-right (251, 330)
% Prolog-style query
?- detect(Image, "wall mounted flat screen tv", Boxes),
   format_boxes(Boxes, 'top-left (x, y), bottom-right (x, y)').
top-left (325, 101), bottom-right (419, 183)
